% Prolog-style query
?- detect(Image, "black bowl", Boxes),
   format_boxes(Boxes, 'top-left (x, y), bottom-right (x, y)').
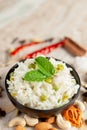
top-left (5, 58), bottom-right (81, 118)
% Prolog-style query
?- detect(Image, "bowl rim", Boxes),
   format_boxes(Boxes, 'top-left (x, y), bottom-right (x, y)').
top-left (5, 57), bottom-right (81, 112)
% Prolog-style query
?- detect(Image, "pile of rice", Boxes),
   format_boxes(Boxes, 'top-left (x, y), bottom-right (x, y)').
top-left (7, 57), bottom-right (80, 110)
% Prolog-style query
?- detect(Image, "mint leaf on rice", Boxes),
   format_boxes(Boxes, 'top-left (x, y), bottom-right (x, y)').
top-left (35, 56), bottom-right (55, 77)
top-left (24, 56), bottom-right (55, 82)
top-left (24, 70), bottom-right (46, 81)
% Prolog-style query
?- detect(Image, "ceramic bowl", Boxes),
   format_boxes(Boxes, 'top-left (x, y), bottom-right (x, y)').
top-left (5, 58), bottom-right (81, 118)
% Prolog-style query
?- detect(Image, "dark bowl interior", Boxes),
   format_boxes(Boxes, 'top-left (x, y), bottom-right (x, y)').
top-left (5, 58), bottom-right (81, 118)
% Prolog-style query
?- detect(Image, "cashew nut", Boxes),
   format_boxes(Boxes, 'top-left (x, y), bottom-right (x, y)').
top-left (56, 114), bottom-right (71, 130)
top-left (75, 100), bottom-right (85, 111)
top-left (24, 114), bottom-right (39, 126)
top-left (8, 117), bottom-right (26, 127)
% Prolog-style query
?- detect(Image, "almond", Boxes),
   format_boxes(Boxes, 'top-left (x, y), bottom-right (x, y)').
top-left (49, 127), bottom-right (58, 130)
top-left (35, 122), bottom-right (52, 130)
top-left (46, 116), bottom-right (56, 124)
top-left (15, 125), bottom-right (26, 130)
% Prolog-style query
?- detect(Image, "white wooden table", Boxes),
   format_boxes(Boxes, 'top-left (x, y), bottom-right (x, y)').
top-left (0, 0), bottom-right (87, 130)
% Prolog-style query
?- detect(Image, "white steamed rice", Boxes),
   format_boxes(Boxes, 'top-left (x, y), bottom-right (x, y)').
top-left (7, 57), bottom-right (80, 110)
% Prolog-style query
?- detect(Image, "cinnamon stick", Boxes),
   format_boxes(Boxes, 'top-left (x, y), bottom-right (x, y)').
top-left (63, 37), bottom-right (87, 56)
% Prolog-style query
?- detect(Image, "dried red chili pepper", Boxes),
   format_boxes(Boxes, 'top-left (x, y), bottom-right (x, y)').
top-left (24, 40), bottom-right (65, 59)
top-left (10, 38), bottom-right (54, 56)
top-left (10, 41), bottom-right (41, 56)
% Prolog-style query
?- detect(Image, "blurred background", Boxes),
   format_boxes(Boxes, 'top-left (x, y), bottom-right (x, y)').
top-left (0, 0), bottom-right (87, 64)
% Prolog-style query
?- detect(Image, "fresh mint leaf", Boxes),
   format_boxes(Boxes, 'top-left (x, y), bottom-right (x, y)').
top-left (24, 56), bottom-right (55, 82)
top-left (24, 70), bottom-right (46, 81)
top-left (35, 56), bottom-right (55, 77)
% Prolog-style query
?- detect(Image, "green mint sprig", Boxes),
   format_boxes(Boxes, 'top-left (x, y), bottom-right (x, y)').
top-left (24, 56), bottom-right (55, 82)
